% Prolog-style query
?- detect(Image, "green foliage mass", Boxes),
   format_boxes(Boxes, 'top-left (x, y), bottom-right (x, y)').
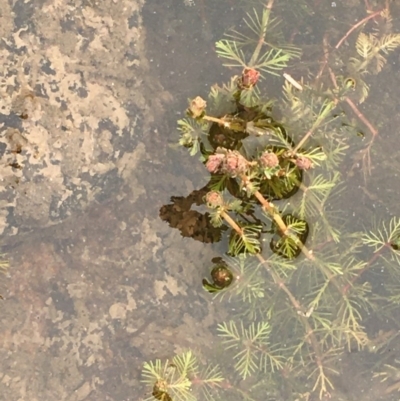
top-left (141, 350), bottom-right (223, 401)
top-left (150, 2), bottom-right (400, 401)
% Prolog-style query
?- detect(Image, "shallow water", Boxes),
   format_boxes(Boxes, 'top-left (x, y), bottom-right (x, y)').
top-left (1, 0), bottom-right (400, 400)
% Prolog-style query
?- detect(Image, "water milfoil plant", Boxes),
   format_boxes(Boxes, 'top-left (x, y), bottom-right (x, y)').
top-left (155, 1), bottom-right (400, 399)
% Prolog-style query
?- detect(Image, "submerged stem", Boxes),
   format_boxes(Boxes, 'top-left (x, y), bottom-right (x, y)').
top-left (219, 202), bottom-right (326, 387)
top-left (249, 0), bottom-right (275, 67)
top-left (240, 174), bottom-right (315, 261)
top-left (221, 210), bottom-right (243, 235)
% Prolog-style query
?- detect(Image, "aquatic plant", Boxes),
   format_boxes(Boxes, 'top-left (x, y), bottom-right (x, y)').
top-left (141, 350), bottom-right (223, 401)
top-left (155, 1), bottom-right (400, 399)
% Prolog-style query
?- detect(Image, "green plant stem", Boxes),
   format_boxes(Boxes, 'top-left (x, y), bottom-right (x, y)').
top-left (203, 115), bottom-right (247, 133)
top-left (292, 100), bottom-right (336, 155)
top-left (219, 203), bottom-right (328, 393)
top-left (220, 206), bottom-right (314, 316)
top-left (249, 0), bottom-right (275, 67)
top-left (240, 174), bottom-right (315, 261)
top-left (221, 210), bottom-right (244, 235)
top-left (202, 115), bottom-right (229, 127)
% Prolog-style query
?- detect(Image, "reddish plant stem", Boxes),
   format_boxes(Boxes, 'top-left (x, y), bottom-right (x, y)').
top-left (316, 10), bottom-right (383, 82)
top-left (327, 62), bottom-right (378, 141)
top-left (331, 74), bottom-right (378, 176)
top-left (364, 0), bottom-right (371, 10)
top-left (321, 40), bottom-right (379, 176)
top-left (334, 10), bottom-right (382, 50)
top-left (315, 34), bottom-right (330, 82)
top-left (266, 0), bottom-right (274, 10)
top-left (345, 97), bottom-right (378, 138)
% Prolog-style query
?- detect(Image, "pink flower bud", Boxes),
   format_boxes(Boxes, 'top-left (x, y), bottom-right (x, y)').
top-left (205, 191), bottom-right (224, 208)
top-left (259, 151), bottom-right (279, 168)
top-left (238, 67), bottom-right (260, 89)
top-left (206, 153), bottom-right (225, 173)
top-left (188, 96), bottom-right (207, 118)
top-left (222, 150), bottom-right (249, 177)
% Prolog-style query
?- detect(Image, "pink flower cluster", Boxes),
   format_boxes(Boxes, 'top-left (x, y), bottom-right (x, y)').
top-left (188, 96), bottom-right (207, 118)
top-left (259, 151), bottom-right (279, 168)
top-left (238, 67), bottom-right (260, 89)
top-left (205, 153), bottom-right (225, 173)
top-left (206, 148), bottom-right (249, 177)
top-left (205, 191), bottom-right (223, 208)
